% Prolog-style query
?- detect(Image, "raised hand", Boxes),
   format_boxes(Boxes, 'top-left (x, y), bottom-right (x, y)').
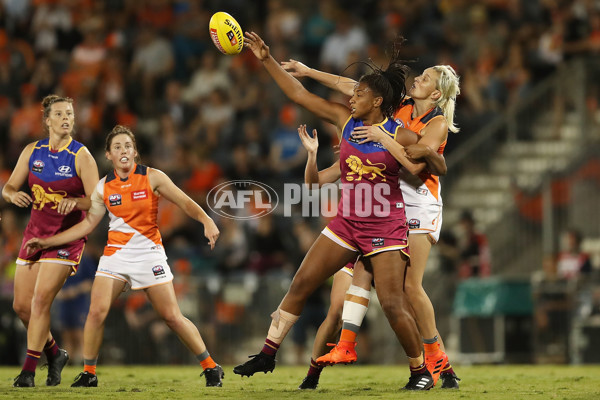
top-left (351, 125), bottom-right (388, 144)
top-left (281, 59), bottom-right (310, 77)
top-left (243, 31), bottom-right (270, 62)
top-left (297, 124), bottom-right (319, 155)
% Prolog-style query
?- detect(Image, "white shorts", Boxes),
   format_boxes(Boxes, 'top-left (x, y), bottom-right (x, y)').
top-left (97, 255), bottom-right (173, 290)
top-left (405, 203), bottom-right (443, 243)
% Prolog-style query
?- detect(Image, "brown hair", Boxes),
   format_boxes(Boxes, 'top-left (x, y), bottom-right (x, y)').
top-left (42, 94), bottom-right (74, 133)
top-left (105, 125), bottom-right (141, 163)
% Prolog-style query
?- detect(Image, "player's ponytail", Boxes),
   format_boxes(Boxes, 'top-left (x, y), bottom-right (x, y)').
top-left (358, 38), bottom-right (409, 118)
top-left (432, 65), bottom-right (460, 133)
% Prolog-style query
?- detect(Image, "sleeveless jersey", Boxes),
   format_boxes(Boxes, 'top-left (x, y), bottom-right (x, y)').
top-left (394, 98), bottom-right (446, 205)
top-left (338, 116), bottom-right (406, 222)
top-left (25, 137), bottom-right (86, 238)
top-left (94, 164), bottom-right (165, 261)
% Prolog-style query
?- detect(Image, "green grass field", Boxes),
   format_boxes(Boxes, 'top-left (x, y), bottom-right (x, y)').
top-left (1, 365), bottom-right (599, 399)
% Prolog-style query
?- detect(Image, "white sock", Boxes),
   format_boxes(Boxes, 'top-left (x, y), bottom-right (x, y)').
top-left (341, 285), bottom-right (371, 329)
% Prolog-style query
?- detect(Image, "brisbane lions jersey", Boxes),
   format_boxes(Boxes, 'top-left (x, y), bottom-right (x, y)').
top-left (337, 116), bottom-right (406, 222)
top-left (25, 137), bottom-right (86, 238)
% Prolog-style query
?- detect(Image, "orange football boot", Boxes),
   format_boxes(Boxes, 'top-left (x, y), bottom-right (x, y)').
top-left (424, 345), bottom-right (448, 386)
top-left (316, 341), bottom-right (357, 366)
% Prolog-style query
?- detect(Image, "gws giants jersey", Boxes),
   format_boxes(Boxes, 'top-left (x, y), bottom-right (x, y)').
top-left (394, 98), bottom-right (446, 205)
top-left (92, 164), bottom-right (166, 261)
top-left (338, 116), bottom-right (406, 222)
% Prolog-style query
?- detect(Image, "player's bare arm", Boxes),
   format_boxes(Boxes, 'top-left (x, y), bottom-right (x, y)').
top-left (282, 59), bottom-right (357, 96)
top-left (25, 211), bottom-right (104, 254)
top-left (2, 143), bottom-right (35, 208)
top-left (149, 168), bottom-right (219, 249)
top-left (244, 31), bottom-right (350, 133)
top-left (56, 146), bottom-right (100, 215)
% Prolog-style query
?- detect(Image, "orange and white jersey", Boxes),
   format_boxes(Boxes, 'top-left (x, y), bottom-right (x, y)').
top-left (394, 98), bottom-right (446, 206)
top-left (91, 164), bottom-right (166, 261)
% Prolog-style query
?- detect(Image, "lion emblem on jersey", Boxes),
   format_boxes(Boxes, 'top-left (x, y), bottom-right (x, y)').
top-left (31, 184), bottom-right (67, 211)
top-left (345, 155), bottom-right (387, 182)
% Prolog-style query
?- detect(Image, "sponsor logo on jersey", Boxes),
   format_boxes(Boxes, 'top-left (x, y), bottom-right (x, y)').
top-left (32, 160), bottom-right (45, 173)
top-left (152, 265), bottom-right (165, 276)
top-left (416, 188), bottom-right (428, 196)
top-left (55, 165), bottom-right (73, 177)
top-left (109, 194), bottom-right (122, 206)
top-left (372, 238), bottom-right (385, 247)
top-left (57, 249), bottom-right (70, 259)
top-left (131, 190), bottom-right (148, 201)
top-left (408, 219), bottom-right (420, 229)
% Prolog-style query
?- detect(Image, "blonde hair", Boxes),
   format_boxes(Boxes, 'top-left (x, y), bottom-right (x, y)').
top-left (432, 65), bottom-right (460, 133)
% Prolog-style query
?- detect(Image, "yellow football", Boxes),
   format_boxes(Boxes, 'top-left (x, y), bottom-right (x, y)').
top-left (209, 12), bottom-right (244, 55)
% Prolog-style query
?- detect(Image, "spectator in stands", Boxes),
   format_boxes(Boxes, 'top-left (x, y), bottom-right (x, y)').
top-left (457, 211), bottom-right (491, 279)
top-left (556, 229), bottom-right (592, 280)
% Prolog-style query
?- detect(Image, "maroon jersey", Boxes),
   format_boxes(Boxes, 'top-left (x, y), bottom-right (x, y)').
top-left (24, 137), bottom-right (87, 239)
top-left (337, 116), bottom-right (406, 222)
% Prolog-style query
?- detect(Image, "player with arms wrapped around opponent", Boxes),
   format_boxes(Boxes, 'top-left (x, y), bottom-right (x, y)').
top-left (284, 60), bottom-right (461, 389)
top-left (25, 125), bottom-right (224, 388)
top-left (3, 95), bottom-right (99, 387)
top-left (233, 31), bottom-right (435, 390)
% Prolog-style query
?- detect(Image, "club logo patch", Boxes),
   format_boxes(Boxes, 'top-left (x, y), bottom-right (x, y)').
top-left (109, 194), bottom-right (122, 206)
top-left (372, 238), bottom-right (385, 247)
top-left (32, 160), bottom-right (45, 173)
top-left (408, 219), bottom-right (420, 229)
top-left (152, 265), bottom-right (165, 276)
top-left (131, 190), bottom-right (148, 201)
top-left (57, 249), bottom-right (70, 259)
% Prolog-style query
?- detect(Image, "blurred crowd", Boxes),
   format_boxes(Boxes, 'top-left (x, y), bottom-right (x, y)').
top-left (2, 0), bottom-right (600, 364)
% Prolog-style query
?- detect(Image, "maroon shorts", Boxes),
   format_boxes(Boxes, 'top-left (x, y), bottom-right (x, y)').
top-left (322, 216), bottom-right (409, 257)
top-left (341, 255), bottom-right (361, 276)
top-left (17, 236), bottom-right (85, 272)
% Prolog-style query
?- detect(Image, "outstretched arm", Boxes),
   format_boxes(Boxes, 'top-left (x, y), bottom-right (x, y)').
top-left (281, 59), bottom-right (356, 97)
top-left (244, 32), bottom-right (350, 132)
top-left (149, 168), bottom-right (219, 249)
top-left (25, 210), bottom-right (104, 254)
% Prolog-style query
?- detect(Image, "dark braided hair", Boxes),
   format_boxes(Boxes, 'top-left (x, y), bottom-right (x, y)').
top-left (357, 39), bottom-right (409, 118)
